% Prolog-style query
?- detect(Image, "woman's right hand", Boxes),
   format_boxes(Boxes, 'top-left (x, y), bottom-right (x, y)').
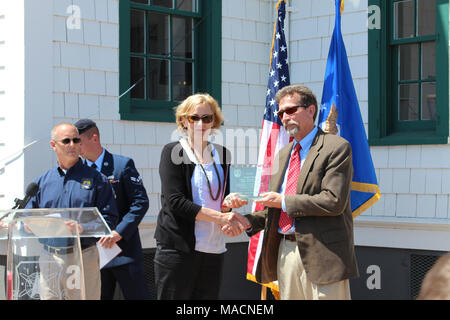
top-left (220, 212), bottom-right (251, 237)
top-left (222, 193), bottom-right (248, 210)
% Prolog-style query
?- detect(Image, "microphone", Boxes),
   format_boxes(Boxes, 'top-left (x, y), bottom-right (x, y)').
top-left (0, 182), bottom-right (39, 222)
top-left (13, 182), bottom-right (39, 209)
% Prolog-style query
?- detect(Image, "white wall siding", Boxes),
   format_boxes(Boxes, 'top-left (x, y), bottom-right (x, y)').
top-left (221, 0), bottom-right (270, 133)
top-left (0, 1), bottom-right (19, 208)
top-left (0, 1), bottom-right (26, 209)
top-left (50, 0), bottom-right (167, 223)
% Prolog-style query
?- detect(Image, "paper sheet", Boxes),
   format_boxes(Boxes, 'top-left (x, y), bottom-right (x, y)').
top-left (96, 242), bottom-right (122, 269)
top-left (22, 217), bottom-right (73, 237)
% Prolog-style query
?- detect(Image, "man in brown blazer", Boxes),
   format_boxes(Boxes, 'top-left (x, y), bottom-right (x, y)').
top-left (232, 84), bottom-right (359, 299)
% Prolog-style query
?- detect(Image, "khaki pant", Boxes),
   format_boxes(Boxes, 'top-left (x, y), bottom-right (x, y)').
top-left (39, 245), bottom-right (100, 300)
top-left (277, 237), bottom-right (351, 300)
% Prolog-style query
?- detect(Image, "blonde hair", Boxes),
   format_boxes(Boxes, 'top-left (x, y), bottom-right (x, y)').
top-left (174, 93), bottom-right (224, 132)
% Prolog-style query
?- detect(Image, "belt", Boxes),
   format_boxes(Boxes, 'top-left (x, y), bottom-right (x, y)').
top-left (282, 234), bottom-right (297, 242)
top-left (43, 245), bottom-right (74, 255)
top-left (43, 243), bottom-right (95, 255)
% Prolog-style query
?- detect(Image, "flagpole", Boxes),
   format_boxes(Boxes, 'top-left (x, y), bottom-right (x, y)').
top-left (261, 286), bottom-right (267, 300)
top-left (260, 1), bottom-right (284, 301)
top-left (259, 1), bottom-right (285, 301)
top-left (246, 0), bottom-right (290, 300)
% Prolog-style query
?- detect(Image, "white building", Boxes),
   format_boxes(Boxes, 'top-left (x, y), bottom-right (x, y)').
top-left (0, 0), bottom-right (449, 299)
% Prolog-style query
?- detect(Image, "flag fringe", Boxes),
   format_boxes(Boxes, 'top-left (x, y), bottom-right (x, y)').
top-left (351, 181), bottom-right (380, 194)
top-left (246, 273), bottom-right (280, 299)
top-left (351, 190), bottom-right (381, 219)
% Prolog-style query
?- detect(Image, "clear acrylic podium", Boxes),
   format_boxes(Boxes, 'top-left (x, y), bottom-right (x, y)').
top-left (0, 208), bottom-right (112, 300)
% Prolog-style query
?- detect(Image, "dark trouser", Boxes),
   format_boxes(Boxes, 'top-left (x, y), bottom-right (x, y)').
top-left (154, 244), bottom-right (224, 300)
top-left (101, 262), bottom-right (151, 300)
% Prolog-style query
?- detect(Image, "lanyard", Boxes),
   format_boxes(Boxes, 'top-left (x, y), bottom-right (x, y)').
top-left (191, 144), bottom-right (222, 201)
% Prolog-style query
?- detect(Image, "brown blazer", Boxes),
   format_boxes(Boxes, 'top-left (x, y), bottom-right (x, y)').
top-left (246, 128), bottom-right (359, 285)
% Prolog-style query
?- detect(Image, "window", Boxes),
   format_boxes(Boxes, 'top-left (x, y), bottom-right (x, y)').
top-left (119, 0), bottom-right (222, 122)
top-left (368, 0), bottom-right (448, 145)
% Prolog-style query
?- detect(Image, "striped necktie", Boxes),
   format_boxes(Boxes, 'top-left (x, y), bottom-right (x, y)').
top-left (279, 143), bottom-right (301, 232)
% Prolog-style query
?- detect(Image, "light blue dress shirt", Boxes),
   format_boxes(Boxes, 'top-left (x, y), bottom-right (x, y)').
top-left (85, 148), bottom-right (105, 172)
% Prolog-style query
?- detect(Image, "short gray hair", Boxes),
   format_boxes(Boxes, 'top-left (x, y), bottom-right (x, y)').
top-left (51, 122), bottom-right (78, 141)
top-left (275, 84), bottom-right (318, 120)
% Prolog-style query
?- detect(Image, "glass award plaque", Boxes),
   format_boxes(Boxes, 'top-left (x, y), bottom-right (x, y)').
top-left (229, 165), bottom-right (262, 201)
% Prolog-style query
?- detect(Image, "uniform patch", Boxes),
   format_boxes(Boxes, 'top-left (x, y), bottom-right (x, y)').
top-left (130, 176), bottom-right (143, 185)
top-left (81, 178), bottom-right (93, 190)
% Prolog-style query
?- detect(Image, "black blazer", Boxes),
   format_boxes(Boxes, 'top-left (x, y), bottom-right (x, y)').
top-left (155, 141), bottom-right (231, 253)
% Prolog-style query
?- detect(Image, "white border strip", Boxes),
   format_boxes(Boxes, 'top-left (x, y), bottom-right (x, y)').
top-left (140, 216), bottom-right (450, 251)
top-left (354, 217), bottom-right (450, 251)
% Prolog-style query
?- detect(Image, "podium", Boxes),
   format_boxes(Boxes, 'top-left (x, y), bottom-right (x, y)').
top-left (0, 208), bottom-right (112, 300)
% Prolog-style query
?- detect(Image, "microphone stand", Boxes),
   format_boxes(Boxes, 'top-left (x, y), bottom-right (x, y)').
top-left (12, 198), bottom-right (22, 210)
top-left (0, 198), bottom-right (23, 222)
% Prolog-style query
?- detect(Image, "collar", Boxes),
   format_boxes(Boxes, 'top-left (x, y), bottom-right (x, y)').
top-left (85, 148), bottom-right (105, 171)
top-left (293, 126), bottom-right (318, 154)
top-left (57, 158), bottom-right (83, 176)
top-left (179, 138), bottom-right (219, 165)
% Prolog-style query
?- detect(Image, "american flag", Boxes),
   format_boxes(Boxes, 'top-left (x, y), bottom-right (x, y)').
top-left (246, 0), bottom-right (290, 295)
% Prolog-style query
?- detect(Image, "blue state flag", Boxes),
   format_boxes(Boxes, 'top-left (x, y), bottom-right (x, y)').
top-left (318, 0), bottom-right (380, 218)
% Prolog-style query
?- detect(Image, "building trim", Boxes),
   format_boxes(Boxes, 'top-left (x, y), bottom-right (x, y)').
top-left (354, 216), bottom-right (450, 251)
top-left (140, 215), bottom-right (450, 251)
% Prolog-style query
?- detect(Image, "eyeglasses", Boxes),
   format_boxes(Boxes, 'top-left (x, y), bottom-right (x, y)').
top-left (186, 114), bottom-right (214, 124)
top-left (54, 138), bottom-right (82, 145)
top-left (277, 105), bottom-right (309, 118)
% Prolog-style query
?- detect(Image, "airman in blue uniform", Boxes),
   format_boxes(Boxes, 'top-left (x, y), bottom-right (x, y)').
top-left (75, 119), bottom-right (150, 300)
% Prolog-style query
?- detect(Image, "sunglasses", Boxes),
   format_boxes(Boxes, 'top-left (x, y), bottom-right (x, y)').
top-left (277, 105), bottom-right (309, 118)
top-left (186, 114), bottom-right (214, 124)
top-left (54, 138), bottom-right (82, 145)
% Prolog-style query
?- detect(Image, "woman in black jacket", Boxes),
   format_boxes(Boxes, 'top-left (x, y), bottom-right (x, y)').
top-left (154, 93), bottom-right (248, 299)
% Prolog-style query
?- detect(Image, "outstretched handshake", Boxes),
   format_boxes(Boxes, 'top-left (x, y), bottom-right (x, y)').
top-left (220, 193), bottom-right (251, 237)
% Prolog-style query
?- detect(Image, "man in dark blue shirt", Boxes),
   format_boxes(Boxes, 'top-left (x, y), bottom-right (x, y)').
top-left (75, 118), bottom-right (150, 300)
top-left (26, 122), bottom-right (118, 299)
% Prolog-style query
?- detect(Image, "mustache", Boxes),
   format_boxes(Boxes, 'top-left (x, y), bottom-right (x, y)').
top-left (284, 120), bottom-right (299, 127)
top-left (284, 120), bottom-right (299, 137)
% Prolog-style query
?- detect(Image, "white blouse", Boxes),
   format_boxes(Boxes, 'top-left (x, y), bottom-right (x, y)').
top-left (179, 138), bottom-right (226, 254)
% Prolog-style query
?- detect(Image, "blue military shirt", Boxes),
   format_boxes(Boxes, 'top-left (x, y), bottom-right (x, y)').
top-left (26, 159), bottom-right (119, 247)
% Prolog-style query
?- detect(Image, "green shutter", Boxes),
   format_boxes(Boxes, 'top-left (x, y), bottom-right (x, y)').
top-left (118, 0), bottom-right (222, 123)
top-left (368, 0), bottom-right (449, 146)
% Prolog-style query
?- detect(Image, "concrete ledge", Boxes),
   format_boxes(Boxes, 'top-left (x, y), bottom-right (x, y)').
top-left (354, 216), bottom-right (450, 251)
top-left (141, 215), bottom-right (450, 251)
